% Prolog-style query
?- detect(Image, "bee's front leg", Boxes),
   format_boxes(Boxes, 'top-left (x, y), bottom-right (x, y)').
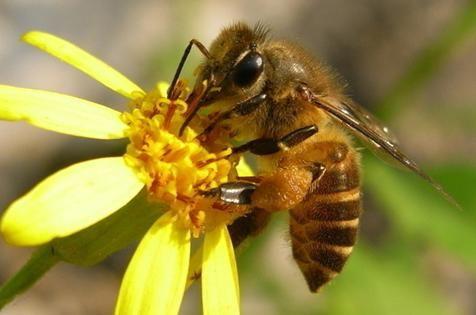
top-left (200, 93), bottom-right (267, 138)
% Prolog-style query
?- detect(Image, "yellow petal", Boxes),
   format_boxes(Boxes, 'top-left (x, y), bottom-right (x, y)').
top-left (202, 225), bottom-right (240, 315)
top-left (0, 157), bottom-right (144, 246)
top-left (115, 212), bottom-right (190, 315)
top-left (157, 82), bottom-right (170, 97)
top-left (0, 85), bottom-right (127, 139)
top-left (236, 157), bottom-right (254, 177)
top-left (22, 31), bottom-right (144, 99)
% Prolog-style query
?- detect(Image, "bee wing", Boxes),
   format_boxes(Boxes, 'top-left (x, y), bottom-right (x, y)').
top-left (298, 85), bottom-right (458, 207)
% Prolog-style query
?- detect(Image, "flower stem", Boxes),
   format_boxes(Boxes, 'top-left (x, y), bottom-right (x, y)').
top-left (0, 245), bottom-right (59, 309)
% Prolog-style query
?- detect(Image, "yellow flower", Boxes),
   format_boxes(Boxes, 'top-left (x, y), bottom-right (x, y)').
top-left (0, 31), bottom-right (246, 315)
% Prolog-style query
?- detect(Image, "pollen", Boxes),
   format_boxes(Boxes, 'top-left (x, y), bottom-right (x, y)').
top-left (121, 82), bottom-right (240, 236)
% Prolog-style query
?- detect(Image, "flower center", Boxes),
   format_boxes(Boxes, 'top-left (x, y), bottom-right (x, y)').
top-left (121, 81), bottom-right (243, 236)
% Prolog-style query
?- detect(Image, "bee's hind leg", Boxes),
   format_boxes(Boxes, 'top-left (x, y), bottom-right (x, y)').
top-left (200, 125), bottom-right (318, 206)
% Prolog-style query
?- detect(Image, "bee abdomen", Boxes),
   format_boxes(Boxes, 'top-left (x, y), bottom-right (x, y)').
top-left (289, 143), bottom-right (361, 292)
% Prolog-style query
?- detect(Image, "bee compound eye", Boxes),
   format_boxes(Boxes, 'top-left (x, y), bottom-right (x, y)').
top-left (232, 52), bottom-right (264, 87)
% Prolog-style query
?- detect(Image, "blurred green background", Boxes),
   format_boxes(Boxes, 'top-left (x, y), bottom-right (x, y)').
top-left (0, 0), bottom-right (475, 314)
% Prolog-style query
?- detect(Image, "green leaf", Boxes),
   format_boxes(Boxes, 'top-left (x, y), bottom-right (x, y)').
top-left (429, 164), bottom-right (476, 219)
top-left (376, 1), bottom-right (476, 119)
top-left (364, 156), bottom-right (476, 273)
top-left (324, 244), bottom-right (457, 315)
top-left (0, 245), bottom-right (59, 309)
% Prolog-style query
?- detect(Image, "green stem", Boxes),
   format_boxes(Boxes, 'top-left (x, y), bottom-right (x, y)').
top-left (376, 1), bottom-right (476, 120)
top-left (0, 245), bottom-right (59, 309)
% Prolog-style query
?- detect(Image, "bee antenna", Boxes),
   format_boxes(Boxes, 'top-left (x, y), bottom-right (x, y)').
top-left (168, 39), bottom-right (211, 99)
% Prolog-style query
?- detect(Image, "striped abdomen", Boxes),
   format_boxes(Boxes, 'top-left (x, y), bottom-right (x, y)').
top-left (289, 141), bottom-right (361, 292)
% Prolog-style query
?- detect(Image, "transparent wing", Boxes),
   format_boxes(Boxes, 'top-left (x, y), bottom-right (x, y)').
top-left (298, 85), bottom-right (459, 208)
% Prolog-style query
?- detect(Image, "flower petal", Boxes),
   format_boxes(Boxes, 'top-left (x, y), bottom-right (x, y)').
top-left (22, 31), bottom-right (144, 99)
top-left (202, 225), bottom-right (240, 315)
top-left (157, 82), bottom-right (169, 97)
top-left (0, 85), bottom-right (127, 139)
top-left (115, 212), bottom-right (190, 315)
top-left (0, 157), bottom-right (144, 246)
top-left (236, 157), bottom-right (254, 177)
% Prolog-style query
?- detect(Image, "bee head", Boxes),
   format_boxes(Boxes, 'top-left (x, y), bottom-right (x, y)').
top-left (194, 22), bottom-right (269, 106)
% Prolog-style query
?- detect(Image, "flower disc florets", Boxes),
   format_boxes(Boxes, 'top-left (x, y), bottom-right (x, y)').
top-left (121, 82), bottom-right (239, 236)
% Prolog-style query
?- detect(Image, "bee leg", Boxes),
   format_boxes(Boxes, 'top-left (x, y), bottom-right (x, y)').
top-left (201, 93), bottom-right (267, 136)
top-left (228, 207), bottom-right (271, 248)
top-left (235, 175), bottom-right (263, 183)
top-left (200, 182), bottom-right (257, 205)
top-left (233, 124), bottom-right (318, 155)
top-left (169, 39), bottom-right (211, 99)
top-left (308, 163), bottom-right (327, 193)
top-left (200, 125), bottom-right (318, 204)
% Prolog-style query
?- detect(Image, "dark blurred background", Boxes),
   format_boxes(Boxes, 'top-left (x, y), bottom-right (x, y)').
top-left (1, 0), bottom-right (475, 314)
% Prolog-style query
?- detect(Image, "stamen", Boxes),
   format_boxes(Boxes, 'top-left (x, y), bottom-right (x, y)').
top-left (196, 157), bottom-right (224, 168)
top-left (185, 80), bottom-right (208, 116)
top-left (179, 80), bottom-right (209, 136)
top-left (163, 102), bottom-right (177, 131)
top-left (122, 81), bottom-right (238, 235)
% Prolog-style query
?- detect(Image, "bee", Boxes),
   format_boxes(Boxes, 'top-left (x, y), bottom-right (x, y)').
top-left (169, 22), bottom-right (456, 292)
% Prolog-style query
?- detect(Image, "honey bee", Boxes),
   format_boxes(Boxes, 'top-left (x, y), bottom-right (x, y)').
top-left (170, 22), bottom-right (455, 292)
